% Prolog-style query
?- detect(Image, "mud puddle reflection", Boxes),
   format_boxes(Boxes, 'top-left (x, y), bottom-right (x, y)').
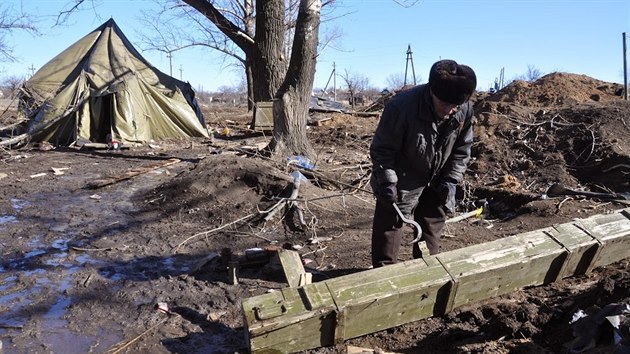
top-left (0, 181), bottom-right (151, 353)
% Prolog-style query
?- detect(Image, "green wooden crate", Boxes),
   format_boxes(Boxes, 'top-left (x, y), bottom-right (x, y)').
top-left (574, 208), bottom-right (630, 271)
top-left (242, 208), bottom-right (630, 353)
top-left (436, 228), bottom-right (567, 310)
top-left (325, 258), bottom-right (453, 341)
top-left (243, 282), bottom-right (337, 353)
top-left (243, 257), bottom-right (452, 353)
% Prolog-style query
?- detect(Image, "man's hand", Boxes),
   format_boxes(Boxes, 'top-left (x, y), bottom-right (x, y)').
top-left (377, 183), bottom-right (398, 203)
top-left (436, 181), bottom-right (457, 212)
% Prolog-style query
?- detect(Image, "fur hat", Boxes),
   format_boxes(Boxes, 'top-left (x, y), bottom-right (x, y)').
top-left (429, 60), bottom-right (477, 104)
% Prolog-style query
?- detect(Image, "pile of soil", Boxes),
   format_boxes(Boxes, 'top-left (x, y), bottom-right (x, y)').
top-left (0, 72), bottom-right (629, 354)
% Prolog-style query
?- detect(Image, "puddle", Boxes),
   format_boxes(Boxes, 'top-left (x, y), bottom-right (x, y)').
top-left (0, 234), bottom-right (108, 352)
top-left (162, 256), bottom-right (189, 272)
top-left (0, 276), bottom-right (17, 292)
top-left (1, 181), bottom-right (181, 353)
top-left (0, 215), bottom-right (17, 224)
top-left (11, 198), bottom-right (29, 212)
top-left (0, 198), bottom-right (28, 226)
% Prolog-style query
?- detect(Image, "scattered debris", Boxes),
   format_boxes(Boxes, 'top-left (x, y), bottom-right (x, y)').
top-left (565, 301), bottom-right (630, 353)
top-left (347, 346), bottom-right (401, 354)
top-left (51, 167), bottom-right (70, 175)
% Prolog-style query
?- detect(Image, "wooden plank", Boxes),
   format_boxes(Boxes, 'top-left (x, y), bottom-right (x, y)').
top-left (277, 249), bottom-right (307, 288)
top-left (244, 282), bottom-right (337, 352)
top-left (244, 257), bottom-right (453, 352)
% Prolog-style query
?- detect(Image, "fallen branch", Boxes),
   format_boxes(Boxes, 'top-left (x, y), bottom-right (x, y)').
top-left (262, 198), bottom-right (288, 222)
top-left (0, 133), bottom-right (30, 147)
top-left (174, 213), bottom-right (255, 251)
top-left (602, 164), bottom-right (630, 173)
top-left (0, 119), bottom-right (27, 132)
top-left (556, 196), bottom-right (572, 211)
top-left (106, 317), bottom-right (169, 354)
top-left (296, 166), bottom-right (372, 194)
top-left (85, 158), bottom-right (181, 189)
top-left (189, 252), bottom-right (219, 275)
top-left (0, 323), bottom-right (23, 329)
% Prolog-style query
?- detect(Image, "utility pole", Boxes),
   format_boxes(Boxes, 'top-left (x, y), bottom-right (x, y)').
top-left (404, 45), bottom-right (416, 86)
top-left (623, 32), bottom-right (628, 100)
top-left (179, 64), bottom-right (183, 80)
top-left (334, 62), bottom-right (337, 101)
top-left (28, 64), bottom-right (36, 78)
top-left (322, 62), bottom-right (337, 101)
top-left (166, 52), bottom-right (173, 76)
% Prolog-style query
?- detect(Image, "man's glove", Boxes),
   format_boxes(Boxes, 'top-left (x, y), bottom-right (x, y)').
top-left (435, 181), bottom-right (457, 212)
top-left (377, 183), bottom-right (398, 203)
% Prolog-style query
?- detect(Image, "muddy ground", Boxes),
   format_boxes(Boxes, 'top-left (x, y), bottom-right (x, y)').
top-left (1, 72), bottom-right (630, 353)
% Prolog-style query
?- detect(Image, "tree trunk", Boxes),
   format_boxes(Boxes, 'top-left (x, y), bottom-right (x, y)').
top-left (251, 0), bottom-right (288, 103)
top-left (181, 0), bottom-right (320, 157)
top-left (246, 62), bottom-right (254, 111)
top-left (269, 0), bottom-right (320, 158)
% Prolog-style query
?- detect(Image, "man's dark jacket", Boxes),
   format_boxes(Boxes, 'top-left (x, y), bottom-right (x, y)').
top-left (370, 84), bottom-right (473, 193)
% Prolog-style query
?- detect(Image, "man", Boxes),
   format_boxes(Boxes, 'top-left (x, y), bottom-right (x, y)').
top-left (370, 59), bottom-right (476, 267)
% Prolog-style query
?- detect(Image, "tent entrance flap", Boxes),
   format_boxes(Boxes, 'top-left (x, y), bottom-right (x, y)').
top-left (89, 94), bottom-right (114, 143)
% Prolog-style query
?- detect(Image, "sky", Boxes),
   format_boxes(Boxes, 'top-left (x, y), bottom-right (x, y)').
top-left (1, 0), bottom-right (629, 93)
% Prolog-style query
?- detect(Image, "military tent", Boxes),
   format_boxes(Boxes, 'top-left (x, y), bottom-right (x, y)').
top-left (17, 18), bottom-right (208, 146)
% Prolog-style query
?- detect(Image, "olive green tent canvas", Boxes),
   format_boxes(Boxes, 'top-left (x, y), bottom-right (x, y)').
top-left (18, 18), bottom-right (208, 146)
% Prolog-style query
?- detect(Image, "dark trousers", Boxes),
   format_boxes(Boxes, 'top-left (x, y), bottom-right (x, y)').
top-left (371, 187), bottom-right (446, 268)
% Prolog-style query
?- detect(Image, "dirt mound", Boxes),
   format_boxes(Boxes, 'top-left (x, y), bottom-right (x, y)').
top-left (487, 72), bottom-right (624, 107)
top-left (153, 154), bottom-right (291, 214)
top-left (471, 74), bottom-right (630, 207)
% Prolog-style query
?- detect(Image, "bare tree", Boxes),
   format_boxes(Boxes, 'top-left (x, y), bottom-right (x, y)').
top-left (386, 73), bottom-right (405, 90)
top-left (0, 4), bottom-right (38, 62)
top-left (154, 0), bottom-right (326, 157)
top-left (509, 64), bottom-right (544, 84)
top-left (138, 0), bottom-right (340, 113)
top-left (525, 64), bottom-right (543, 81)
top-left (1, 75), bottom-right (25, 98)
top-left (339, 69), bottom-right (369, 108)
